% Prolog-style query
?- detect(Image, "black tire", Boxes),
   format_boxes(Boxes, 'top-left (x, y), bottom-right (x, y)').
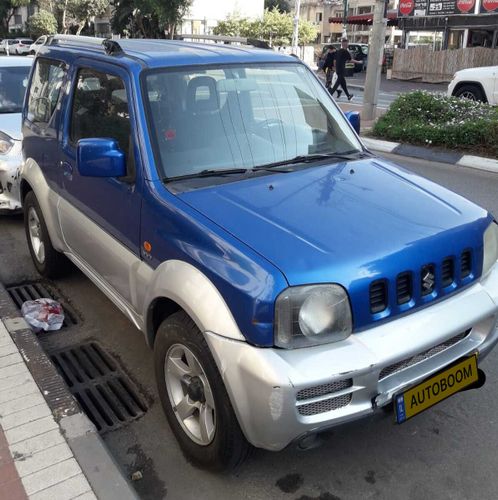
top-left (454, 84), bottom-right (486, 103)
top-left (24, 191), bottom-right (68, 278)
top-left (154, 311), bottom-right (251, 471)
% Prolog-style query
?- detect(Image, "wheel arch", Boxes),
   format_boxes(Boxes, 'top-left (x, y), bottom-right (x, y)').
top-left (452, 81), bottom-right (488, 102)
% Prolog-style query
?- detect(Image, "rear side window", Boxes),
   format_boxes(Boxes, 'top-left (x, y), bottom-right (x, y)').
top-left (70, 68), bottom-right (130, 155)
top-left (27, 58), bottom-right (66, 125)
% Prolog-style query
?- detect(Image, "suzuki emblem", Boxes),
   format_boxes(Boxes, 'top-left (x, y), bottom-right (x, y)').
top-left (422, 269), bottom-right (435, 291)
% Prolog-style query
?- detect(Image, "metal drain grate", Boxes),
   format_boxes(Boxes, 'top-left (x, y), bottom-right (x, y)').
top-left (50, 342), bottom-right (147, 433)
top-left (7, 282), bottom-right (78, 328)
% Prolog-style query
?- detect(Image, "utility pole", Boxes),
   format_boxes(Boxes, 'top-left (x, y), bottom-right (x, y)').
top-left (342, 0), bottom-right (349, 39)
top-left (292, 0), bottom-right (301, 55)
top-left (362, 0), bottom-right (388, 121)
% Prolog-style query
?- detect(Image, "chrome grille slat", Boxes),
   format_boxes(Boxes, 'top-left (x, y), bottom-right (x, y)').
top-left (378, 330), bottom-right (471, 381)
top-left (296, 379), bottom-right (352, 401)
top-left (297, 394), bottom-right (352, 416)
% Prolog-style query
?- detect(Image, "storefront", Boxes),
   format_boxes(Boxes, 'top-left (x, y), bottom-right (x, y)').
top-left (398, 0), bottom-right (498, 49)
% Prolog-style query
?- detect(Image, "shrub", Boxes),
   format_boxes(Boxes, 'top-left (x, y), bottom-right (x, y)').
top-left (372, 91), bottom-right (498, 158)
top-left (26, 10), bottom-right (58, 39)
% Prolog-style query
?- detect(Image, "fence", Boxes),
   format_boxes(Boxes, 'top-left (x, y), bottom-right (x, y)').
top-left (392, 47), bottom-right (498, 83)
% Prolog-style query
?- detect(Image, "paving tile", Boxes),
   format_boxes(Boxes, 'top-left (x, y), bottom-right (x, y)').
top-left (72, 492), bottom-right (98, 500)
top-left (9, 429), bottom-right (65, 459)
top-left (5, 416), bottom-right (58, 446)
top-left (1, 404), bottom-right (51, 431)
top-left (0, 380), bottom-right (39, 405)
top-left (0, 333), bottom-right (13, 348)
top-left (0, 353), bottom-right (23, 369)
top-left (0, 363), bottom-right (29, 381)
top-left (0, 392), bottom-right (45, 417)
top-left (21, 458), bottom-right (81, 495)
top-left (14, 442), bottom-right (73, 478)
top-left (0, 373), bottom-right (33, 392)
top-left (30, 473), bottom-right (92, 500)
top-left (0, 343), bottom-right (17, 358)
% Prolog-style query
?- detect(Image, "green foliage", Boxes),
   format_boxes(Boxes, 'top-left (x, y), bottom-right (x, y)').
top-left (0, 0), bottom-right (30, 33)
top-left (26, 9), bottom-right (58, 38)
top-left (373, 91), bottom-right (498, 158)
top-left (213, 8), bottom-right (317, 46)
top-left (264, 0), bottom-right (291, 13)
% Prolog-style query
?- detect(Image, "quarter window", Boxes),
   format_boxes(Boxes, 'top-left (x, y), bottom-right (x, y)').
top-left (70, 68), bottom-right (130, 155)
top-left (27, 59), bottom-right (66, 124)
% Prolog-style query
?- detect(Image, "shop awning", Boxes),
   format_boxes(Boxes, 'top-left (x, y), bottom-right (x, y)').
top-left (329, 10), bottom-right (398, 26)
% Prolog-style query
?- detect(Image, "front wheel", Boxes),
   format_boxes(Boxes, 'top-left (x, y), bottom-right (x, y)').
top-left (154, 311), bottom-right (251, 471)
top-left (24, 191), bottom-right (68, 278)
top-left (454, 84), bottom-right (486, 102)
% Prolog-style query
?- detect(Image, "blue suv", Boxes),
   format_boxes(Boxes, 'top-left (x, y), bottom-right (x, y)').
top-left (21, 35), bottom-right (498, 471)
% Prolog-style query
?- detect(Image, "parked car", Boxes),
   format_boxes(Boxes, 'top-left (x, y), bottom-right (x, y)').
top-left (21, 35), bottom-right (498, 471)
top-left (29, 35), bottom-right (48, 56)
top-left (448, 65), bottom-right (498, 104)
top-left (0, 39), bottom-right (17, 54)
top-left (11, 38), bottom-right (34, 55)
top-left (0, 56), bottom-right (33, 211)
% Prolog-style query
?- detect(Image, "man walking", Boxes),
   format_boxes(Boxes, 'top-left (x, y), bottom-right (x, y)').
top-left (330, 38), bottom-right (360, 101)
top-left (321, 46), bottom-right (341, 98)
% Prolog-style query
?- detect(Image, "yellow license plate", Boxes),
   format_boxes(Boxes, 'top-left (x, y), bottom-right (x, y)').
top-left (394, 355), bottom-right (478, 423)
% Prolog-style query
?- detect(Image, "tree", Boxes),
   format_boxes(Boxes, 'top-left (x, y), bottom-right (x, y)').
top-left (214, 9), bottom-right (317, 47)
top-left (0, 0), bottom-right (30, 34)
top-left (264, 0), bottom-right (291, 13)
top-left (26, 9), bottom-right (57, 37)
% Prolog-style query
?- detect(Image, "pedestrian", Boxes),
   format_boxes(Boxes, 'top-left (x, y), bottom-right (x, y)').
top-left (329, 38), bottom-right (360, 101)
top-left (321, 46), bottom-right (341, 98)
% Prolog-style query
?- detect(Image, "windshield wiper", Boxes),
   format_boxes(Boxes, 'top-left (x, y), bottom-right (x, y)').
top-left (164, 168), bottom-right (250, 182)
top-left (253, 150), bottom-right (369, 170)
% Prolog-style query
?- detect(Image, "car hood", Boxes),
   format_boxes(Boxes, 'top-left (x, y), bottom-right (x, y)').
top-left (456, 65), bottom-right (498, 78)
top-left (179, 158), bottom-right (491, 329)
top-left (1, 113), bottom-right (22, 141)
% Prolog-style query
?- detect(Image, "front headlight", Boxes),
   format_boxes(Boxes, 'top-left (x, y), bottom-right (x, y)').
top-left (482, 222), bottom-right (498, 277)
top-left (0, 131), bottom-right (14, 155)
top-left (275, 284), bottom-right (352, 349)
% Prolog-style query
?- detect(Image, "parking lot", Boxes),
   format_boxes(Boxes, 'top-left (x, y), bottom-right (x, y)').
top-left (2, 153), bottom-right (498, 500)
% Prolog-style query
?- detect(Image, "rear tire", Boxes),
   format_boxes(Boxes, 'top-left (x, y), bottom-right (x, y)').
top-left (454, 84), bottom-right (486, 102)
top-left (24, 191), bottom-right (68, 278)
top-left (154, 311), bottom-right (251, 471)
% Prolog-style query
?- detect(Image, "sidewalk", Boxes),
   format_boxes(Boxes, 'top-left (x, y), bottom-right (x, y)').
top-left (0, 286), bottom-right (138, 500)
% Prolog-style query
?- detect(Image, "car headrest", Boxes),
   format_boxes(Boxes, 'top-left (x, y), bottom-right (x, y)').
top-left (186, 76), bottom-right (219, 114)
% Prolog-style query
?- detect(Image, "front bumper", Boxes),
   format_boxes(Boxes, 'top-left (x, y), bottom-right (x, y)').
top-left (0, 140), bottom-right (22, 211)
top-left (206, 262), bottom-right (498, 451)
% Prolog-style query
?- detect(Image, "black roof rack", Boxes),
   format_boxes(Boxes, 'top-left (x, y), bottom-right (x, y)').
top-left (46, 35), bottom-right (123, 56)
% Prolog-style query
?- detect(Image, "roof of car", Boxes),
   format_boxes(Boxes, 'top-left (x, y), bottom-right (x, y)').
top-left (43, 38), bottom-right (296, 69)
top-left (0, 55), bottom-right (33, 67)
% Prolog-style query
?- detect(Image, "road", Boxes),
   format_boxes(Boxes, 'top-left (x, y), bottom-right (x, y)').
top-left (1, 154), bottom-right (498, 500)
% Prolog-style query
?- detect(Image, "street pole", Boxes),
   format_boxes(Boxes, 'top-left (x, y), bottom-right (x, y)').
top-left (362, 0), bottom-right (387, 121)
top-left (292, 0), bottom-right (301, 55)
top-left (342, 0), bottom-right (349, 39)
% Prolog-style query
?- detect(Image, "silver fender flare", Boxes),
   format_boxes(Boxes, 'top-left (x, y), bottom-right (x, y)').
top-left (21, 158), bottom-right (65, 252)
top-left (142, 259), bottom-right (246, 345)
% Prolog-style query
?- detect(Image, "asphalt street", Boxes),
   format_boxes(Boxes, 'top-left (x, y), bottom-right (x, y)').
top-left (1, 154), bottom-right (498, 500)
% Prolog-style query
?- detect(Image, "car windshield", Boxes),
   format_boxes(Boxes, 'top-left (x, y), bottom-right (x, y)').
top-left (0, 66), bottom-right (31, 113)
top-left (144, 63), bottom-right (362, 180)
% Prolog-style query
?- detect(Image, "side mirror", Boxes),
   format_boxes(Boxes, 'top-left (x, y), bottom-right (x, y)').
top-left (77, 138), bottom-right (126, 178)
top-left (344, 111), bottom-right (360, 135)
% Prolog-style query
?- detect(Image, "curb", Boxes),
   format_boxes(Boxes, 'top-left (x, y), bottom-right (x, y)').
top-left (0, 283), bottom-right (139, 500)
top-left (362, 137), bottom-right (498, 173)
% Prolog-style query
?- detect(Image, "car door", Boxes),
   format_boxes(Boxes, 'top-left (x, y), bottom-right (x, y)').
top-left (58, 60), bottom-right (142, 305)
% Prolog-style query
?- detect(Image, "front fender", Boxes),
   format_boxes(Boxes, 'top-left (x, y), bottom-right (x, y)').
top-left (141, 259), bottom-right (246, 345)
top-left (21, 158), bottom-right (65, 251)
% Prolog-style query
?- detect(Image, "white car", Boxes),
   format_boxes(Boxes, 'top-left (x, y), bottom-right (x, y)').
top-left (448, 65), bottom-right (498, 105)
top-left (29, 36), bottom-right (48, 55)
top-left (0, 56), bottom-right (33, 211)
top-left (11, 38), bottom-right (34, 55)
top-left (0, 39), bottom-right (17, 54)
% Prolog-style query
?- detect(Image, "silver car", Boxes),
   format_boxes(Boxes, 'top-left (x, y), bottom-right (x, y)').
top-left (0, 56), bottom-right (33, 211)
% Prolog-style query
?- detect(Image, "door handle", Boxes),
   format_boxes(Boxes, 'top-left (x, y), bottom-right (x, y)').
top-left (60, 161), bottom-right (73, 180)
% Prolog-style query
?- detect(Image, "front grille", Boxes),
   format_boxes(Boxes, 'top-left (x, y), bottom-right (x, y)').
top-left (370, 280), bottom-right (387, 314)
top-left (379, 329), bottom-right (471, 381)
top-left (420, 264), bottom-right (436, 296)
top-left (461, 250), bottom-right (472, 278)
top-left (441, 258), bottom-right (454, 287)
top-left (297, 393), bottom-right (352, 416)
top-left (396, 273), bottom-right (412, 304)
top-left (296, 379), bottom-right (352, 401)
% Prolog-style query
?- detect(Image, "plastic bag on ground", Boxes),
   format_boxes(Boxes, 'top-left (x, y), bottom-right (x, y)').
top-left (21, 298), bottom-right (65, 332)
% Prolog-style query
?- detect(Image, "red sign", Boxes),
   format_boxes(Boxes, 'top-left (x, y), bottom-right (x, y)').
top-left (456, 0), bottom-right (475, 11)
top-left (481, 0), bottom-right (498, 11)
top-left (399, 0), bottom-right (415, 15)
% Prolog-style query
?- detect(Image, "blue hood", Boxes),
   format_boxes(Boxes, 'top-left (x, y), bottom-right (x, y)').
top-left (179, 158), bottom-right (491, 329)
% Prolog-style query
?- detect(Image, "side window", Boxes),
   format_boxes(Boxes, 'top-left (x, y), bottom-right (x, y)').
top-left (27, 59), bottom-right (66, 125)
top-left (70, 68), bottom-right (130, 155)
